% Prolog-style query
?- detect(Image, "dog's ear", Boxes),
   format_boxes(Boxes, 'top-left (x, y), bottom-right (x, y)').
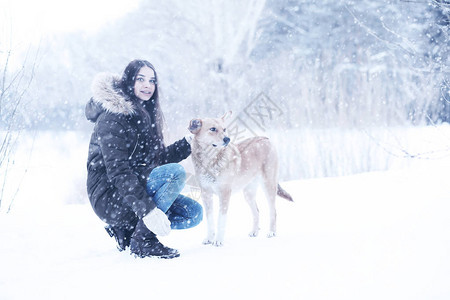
top-left (221, 111), bottom-right (232, 122)
top-left (188, 119), bottom-right (202, 134)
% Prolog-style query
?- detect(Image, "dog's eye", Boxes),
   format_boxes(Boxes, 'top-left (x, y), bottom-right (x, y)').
top-left (210, 127), bottom-right (216, 132)
top-left (223, 128), bottom-right (226, 132)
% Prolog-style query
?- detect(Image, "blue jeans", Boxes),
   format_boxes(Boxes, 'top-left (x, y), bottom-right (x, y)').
top-left (146, 163), bottom-right (203, 230)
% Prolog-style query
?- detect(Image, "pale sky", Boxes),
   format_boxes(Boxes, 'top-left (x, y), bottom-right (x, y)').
top-left (1, 0), bottom-right (141, 45)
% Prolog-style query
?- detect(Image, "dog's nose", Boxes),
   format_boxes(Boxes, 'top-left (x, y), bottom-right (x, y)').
top-left (223, 136), bottom-right (230, 146)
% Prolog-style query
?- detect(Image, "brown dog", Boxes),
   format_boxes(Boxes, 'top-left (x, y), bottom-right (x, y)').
top-left (188, 111), bottom-right (293, 246)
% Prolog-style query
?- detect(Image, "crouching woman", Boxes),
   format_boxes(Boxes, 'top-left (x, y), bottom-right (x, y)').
top-left (85, 59), bottom-right (202, 259)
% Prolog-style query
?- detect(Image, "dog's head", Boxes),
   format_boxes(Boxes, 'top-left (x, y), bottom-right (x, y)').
top-left (189, 111), bottom-right (232, 147)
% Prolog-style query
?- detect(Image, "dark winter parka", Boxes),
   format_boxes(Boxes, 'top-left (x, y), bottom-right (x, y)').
top-left (85, 73), bottom-right (191, 224)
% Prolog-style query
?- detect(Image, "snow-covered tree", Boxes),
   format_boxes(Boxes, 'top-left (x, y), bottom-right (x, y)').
top-left (13, 0), bottom-right (449, 132)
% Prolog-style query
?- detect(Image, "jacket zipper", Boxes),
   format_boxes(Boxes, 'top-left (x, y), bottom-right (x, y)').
top-left (128, 133), bottom-right (139, 160)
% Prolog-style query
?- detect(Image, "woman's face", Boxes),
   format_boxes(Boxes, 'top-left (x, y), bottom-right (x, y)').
top-left (133, 66), bottom-right (156, 101)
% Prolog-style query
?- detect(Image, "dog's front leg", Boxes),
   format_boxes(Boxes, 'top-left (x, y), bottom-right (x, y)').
top-left (201, 189), bottom-right (215, 245)
top-left (243, 182), bottom-right (260, 237)
top-left (214, 187), bottom-right (231, 247)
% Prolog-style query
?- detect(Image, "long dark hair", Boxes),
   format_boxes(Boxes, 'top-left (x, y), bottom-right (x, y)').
top-left (120, 59), bottom-right (165, 145)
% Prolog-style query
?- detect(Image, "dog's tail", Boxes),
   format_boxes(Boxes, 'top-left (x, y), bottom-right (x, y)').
top-left (277, 184), bottom-right (294, 202)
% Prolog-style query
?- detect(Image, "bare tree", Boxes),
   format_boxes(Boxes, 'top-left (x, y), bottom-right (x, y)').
top-left (0, 35), bottom-right (39, 211)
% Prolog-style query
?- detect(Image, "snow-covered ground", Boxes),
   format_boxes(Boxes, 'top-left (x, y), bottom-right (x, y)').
top-left (1, 127), bottom-right (450, 300)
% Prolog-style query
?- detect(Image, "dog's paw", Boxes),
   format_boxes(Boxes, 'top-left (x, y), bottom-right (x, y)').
top-left (248, 231), bottom-right (259, 237)
top-left (202, 238), bottom-right (214, 245)
top-left (212, 240), bottom-right (224, 247)
top-left (267, 232), bottom-right (276, 238)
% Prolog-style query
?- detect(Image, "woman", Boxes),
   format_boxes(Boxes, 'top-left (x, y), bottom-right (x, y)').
top-left (85, 59), bottom-right (202, 259)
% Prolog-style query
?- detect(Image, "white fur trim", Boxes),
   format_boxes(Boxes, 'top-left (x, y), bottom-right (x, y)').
top-left (91, 73), bottom-right (136, 116)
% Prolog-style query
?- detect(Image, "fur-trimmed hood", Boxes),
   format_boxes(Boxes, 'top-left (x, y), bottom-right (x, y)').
top-left (85, 73), bottom-right (136, 123)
